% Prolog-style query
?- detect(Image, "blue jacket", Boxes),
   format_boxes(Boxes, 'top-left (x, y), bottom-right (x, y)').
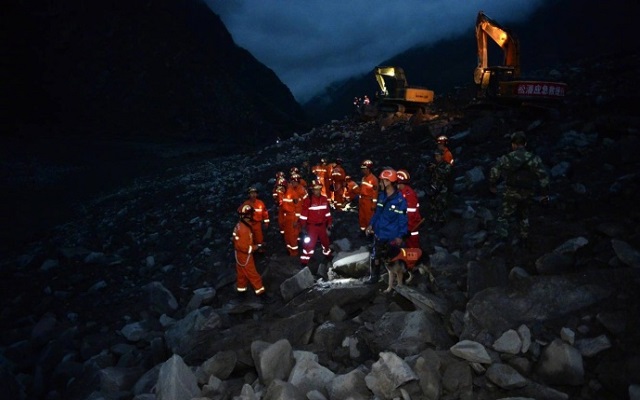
top-left (370, 189), bottom-right (408, 241)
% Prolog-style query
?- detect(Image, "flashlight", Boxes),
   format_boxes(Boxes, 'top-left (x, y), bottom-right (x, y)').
top-left (303, 236), bottom-right (311, 244)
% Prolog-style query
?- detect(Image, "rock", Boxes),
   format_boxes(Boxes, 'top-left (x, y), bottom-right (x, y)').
top-left (251, 339), bottom-right (295, 387)
top-left (535, 339), bottom-right (584, 386)
top-left (99, 366), bottom-right (145, 394)
top-left (197, 350), bottom-right (237, 382)
top-left (517, 325), bottom-right (532, 354)
top-left (485, 363), bottom-right (528, 389)
top-left (575, 335), bottom-right (612, 357)
top-left (450, 340), bottom-right (491, 364)
top-left (611, 239), bottom-right (640, 268)
top-left (164, 307), bottom-right (222, 357)
top-left (280, 267), bottom-right (315, 302)
top-left (328, 368), bottom-right (369, 400)
top-left (535, 252), bottom-right (574, 275)
top-left (493, 329), bottom-right (522, 354)
top-left (288, 356), bottom-right (335, 397)
top-left (373, 311), bottom-right (452, 356)
top-left (120, 321), bottom-right (147, 342)
top-left (411, 349), bottom-right (442, 399)
top-left (365, 352), bottom-right (418, 399)
top-left (142, 282), bottom-right (178, 315)
top-left (560, 327), bottom-right (575, 345)
top-left (156, 355), bottom-right (199, 400)
top-left (553, 236), bottom-right (589, 254)
top-left (263, 379), bottom-right (305, 400)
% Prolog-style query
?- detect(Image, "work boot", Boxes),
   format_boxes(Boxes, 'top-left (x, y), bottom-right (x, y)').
top-left (365, 259), bottom-right (380, 284)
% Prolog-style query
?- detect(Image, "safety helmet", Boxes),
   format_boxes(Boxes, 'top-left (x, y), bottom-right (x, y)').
top-left (511, 131), bottom-right (527, 145)
top-left (379, 169), bottom-right (398, 182)
top-left (290, 173), bottom-right (301, 182)
top-left (311, 180), bottom-right (323, 190)
top-left (248, 187), bottom-right (258, 193)
top-left (436, 135), bottom-right (448, 144)
top-left (396, 169), bottom-right (410, 183)
top-left (320, 158), bottom-right (327, 164)
top-left (238, 204), bottom-right (254, 218)
top-left (335, 157), bottom-right (343, 164)
top-left (276, 171), bottom-right (285, 178)
top-left (276, 178), bottom-right (287, 188)
top-left (290, 166), bottom-right (300, 174)
top-left (360, 159), bottom-right (374, 169)
top-left (345, 175), bottom-right (352, 181)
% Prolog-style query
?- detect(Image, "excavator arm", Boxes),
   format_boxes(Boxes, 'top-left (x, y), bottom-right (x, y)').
top-left (474, 11), bottom-right (520, 86)
top-left (374, 66), bottom-right (408, 97)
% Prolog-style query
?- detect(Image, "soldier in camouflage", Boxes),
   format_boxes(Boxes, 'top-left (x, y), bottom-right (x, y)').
top-left (489, 131), bottom-right (550, 244)
top-left (428, 149), bottom-right (453, 224)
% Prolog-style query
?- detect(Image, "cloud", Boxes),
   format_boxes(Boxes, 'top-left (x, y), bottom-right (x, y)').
top-left (206, 0), bottom-right (546, 103)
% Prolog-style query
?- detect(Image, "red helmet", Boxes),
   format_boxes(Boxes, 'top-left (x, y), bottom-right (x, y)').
top-left (290, 166), bottom-right (300, 174)
top-left (311, 180), bottom-right (323, 190)
top-left (276, 177), bottom-right (288, 187)
top-left (396, 169), bottom-right (410, 183)
top-left (248, 187), bottom-right (258, 194)
top-left (290, 173), bottom-right (301, 182)
top-left (379, 169), bottom-right (397, 182)
top-left (437, 135), bottom-right (448, 144)
top-left (360, 159), bottom-right (374, 169)
top-left (276, 171), bottom-right (285, 178)
top-left (238, 204), bottom-right (254, 218)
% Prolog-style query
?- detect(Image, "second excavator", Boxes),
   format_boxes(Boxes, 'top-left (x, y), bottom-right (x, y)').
top-left (473, 11), bottom-right (567, 103)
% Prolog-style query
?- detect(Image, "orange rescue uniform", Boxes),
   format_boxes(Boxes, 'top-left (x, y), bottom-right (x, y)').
top-left (240, 198), bottom-right (269, 246)
top-left (280, 184), bottom-right (308, 256)
top-left (232, 220), bottom-right (265, 295)
top-left (357, 172), bottom-right (378, 231)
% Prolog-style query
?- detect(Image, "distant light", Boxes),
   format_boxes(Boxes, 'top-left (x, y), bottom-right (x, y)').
top-left (303, 236), bottom-right (311, 244)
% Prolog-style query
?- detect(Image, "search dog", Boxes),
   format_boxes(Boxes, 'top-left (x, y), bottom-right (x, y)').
top-left (381, 248), bottom-right (423, 293)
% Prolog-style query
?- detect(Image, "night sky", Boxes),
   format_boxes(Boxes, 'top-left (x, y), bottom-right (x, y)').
top-left (206, 0), bottom-right (547, 102)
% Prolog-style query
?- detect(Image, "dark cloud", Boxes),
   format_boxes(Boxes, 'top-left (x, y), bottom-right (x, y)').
top-left (207, 0), bottom-right (546, 102)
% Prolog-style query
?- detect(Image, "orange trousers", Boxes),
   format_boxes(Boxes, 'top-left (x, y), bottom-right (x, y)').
top-left (235, 252), bottom-right (265, 295)
top-left (359, 197), bottom-right (375, 230)
top-left (282, 212), bottom-right (300, 256)
top-left (249, 220), bottom-right (264, 245)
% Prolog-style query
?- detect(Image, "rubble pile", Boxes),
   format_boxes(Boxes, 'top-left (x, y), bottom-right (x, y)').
top-left (1, 54), bottom-right (639, 399)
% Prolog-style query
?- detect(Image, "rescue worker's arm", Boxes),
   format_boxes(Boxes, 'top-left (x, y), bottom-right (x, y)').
top-left (489, 155), bottom-right (507, 193)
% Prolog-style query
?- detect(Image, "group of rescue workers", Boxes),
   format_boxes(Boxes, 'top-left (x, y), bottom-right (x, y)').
top-left (231, 131), bottom-right (550, 300)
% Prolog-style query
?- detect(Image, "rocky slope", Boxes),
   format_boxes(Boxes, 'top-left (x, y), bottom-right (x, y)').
top-left (1, 53), bottom-right (639, 399)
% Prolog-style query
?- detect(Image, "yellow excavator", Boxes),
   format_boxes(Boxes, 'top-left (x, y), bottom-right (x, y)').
top-left (474, 11), bottom-right (567, 103)
top-left (373, 66), bottom-right (434, 114)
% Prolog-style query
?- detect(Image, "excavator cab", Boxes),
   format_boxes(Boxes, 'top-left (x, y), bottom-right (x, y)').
top-left (474, 11), bottom-right (567, 103)
top-left (373, 66), bottom-right (434, 113)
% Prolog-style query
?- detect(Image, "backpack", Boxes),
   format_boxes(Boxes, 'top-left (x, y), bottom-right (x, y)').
top-left (505, 153), bottom-right (538, 190)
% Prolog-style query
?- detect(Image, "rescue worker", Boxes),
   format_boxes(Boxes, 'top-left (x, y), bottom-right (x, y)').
top-left (343, 175), bottom-right (359, 208)
top-left (331, 158), bottom-right (347, 209)
top-left (300, 160), bottom-right (313, 185)
top-left (357, 159), bottom-right (378, 232)
top-left (240, 187), bottom-right (269, 251)
top-left (489, 131), bottom-right (550, 245)
top-left (272, 171), bottom-right (286, 202)
top-left (428, 149), bottom-right (453, 224)
top-left (436, 135), bottom-right (454, 165)
top-left (273, 178), bottom-right (287, 237)
top-left (232, 205), bottom-right (266, 298)
top-left (290, 167), bottom-right (307, 188)
top-left (324, 160), bottom-right (334, 201)
top-left (299, 180), bottom-right (333, 268)
top-left (396, 169), bottom-right (422, 249)
top-left (280, 175), bottom-right (307, 256)
top-left (312, 158), bottom-right (328, 197)
top-left (365, 169), bottom-right (408, 284)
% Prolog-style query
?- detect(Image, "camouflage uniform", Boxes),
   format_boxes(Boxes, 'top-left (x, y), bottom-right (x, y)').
top-left (489, 147), bottom-right (549, 240)
top-left (428, 160), bottom-right (453, 223)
